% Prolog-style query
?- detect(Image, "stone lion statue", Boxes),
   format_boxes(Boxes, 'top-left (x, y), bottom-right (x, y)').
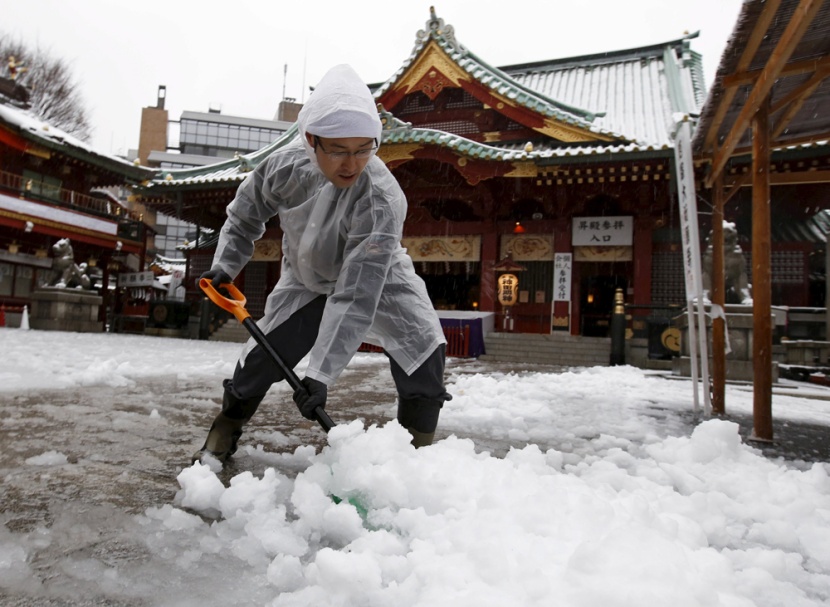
top-left (49, 238), bottom-right (92, 290)
top-left (702, 222), bottom-right (752, 305)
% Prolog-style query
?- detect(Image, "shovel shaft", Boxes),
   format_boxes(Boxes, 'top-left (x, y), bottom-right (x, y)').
top-left (200, 278), bottom-right (335, 433)
top-left (242, 318), bottom-right (335, 433)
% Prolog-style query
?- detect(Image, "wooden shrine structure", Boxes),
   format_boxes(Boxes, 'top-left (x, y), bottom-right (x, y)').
top-left (694, 0), bottom-right (830, 439)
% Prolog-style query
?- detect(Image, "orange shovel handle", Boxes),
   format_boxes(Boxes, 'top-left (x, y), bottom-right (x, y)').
top-left (199, 278), bottom-right (251, 323)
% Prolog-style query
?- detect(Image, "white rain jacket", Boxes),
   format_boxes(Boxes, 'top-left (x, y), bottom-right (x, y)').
top-left (211, 65), bottom-right (445, 385)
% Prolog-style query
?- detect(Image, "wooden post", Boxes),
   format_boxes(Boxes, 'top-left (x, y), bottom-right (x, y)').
top-left (826, 241), bottom-right (830, 342)
top-left (752, 103), bottom-right (774, 441)
top-left (712, 172), bottom-right (726, 415)
top-left (479, 232), bottom-right (498, 312)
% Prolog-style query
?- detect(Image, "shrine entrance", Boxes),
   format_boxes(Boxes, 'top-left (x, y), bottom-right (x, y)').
top-left (419, 261), bottom-right (481, 310)
top-left (579, 267), bottom-right (629, 337)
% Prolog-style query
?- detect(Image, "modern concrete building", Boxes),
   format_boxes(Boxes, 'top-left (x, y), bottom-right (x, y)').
top-left (136, 87), bottom-right (296, 258)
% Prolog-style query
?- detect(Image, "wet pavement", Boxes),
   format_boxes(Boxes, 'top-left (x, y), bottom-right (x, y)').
top-left (1, 358), bottom-right (828, 606)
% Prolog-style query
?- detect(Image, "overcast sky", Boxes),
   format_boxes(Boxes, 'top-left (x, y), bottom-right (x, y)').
top-left (4, 0), bottom-right (744, 157)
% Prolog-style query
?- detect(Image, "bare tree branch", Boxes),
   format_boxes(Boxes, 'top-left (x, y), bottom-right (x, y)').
top-left (0, 33), bottom-right (93, 142)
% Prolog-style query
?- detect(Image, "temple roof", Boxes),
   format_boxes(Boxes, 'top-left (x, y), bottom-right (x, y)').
top-left (378, 107), bottom-right (673, 161)
top-left (500, 34), bottom-right (705, 148)
top-left (372, 7), bottom-right (628, 143)
top-left (144, 113), bottom-right (676, 193)
top-left (142, 8), bottom-right (705, 191)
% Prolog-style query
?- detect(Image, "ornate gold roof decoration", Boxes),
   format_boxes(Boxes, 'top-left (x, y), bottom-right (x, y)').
top-left (416, 6), bottom-right (463, 54)
top-left (398, 40), bottom-right (471, 99)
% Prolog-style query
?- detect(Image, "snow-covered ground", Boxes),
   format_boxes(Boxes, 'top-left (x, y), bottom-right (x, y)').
top-left (1, 327), bottom-right (829, 606)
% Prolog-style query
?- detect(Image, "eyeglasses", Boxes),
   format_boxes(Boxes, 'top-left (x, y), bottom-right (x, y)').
top-left (313, 136), bottom-right (378, 160)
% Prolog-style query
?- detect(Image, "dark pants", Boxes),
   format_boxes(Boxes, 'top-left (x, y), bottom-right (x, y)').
top-left (224, 295), bottom-right (449, 433)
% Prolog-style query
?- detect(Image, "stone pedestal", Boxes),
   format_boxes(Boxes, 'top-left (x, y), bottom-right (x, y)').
top-left (30, 288), bottom-right (103, 333)
top-left (672, 305), bottom-right (781, 382)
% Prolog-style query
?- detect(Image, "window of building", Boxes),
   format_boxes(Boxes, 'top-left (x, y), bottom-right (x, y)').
top-left (13, 265), bottom-right (34, 298)
top-left (154, 214), bottom-right (197, 259)
top-left (0, 262), bottom-right (12, 296)
top-left (0, 263), bottom-right (43, 298)
top-left (177, 117), bottom-right (285, 159)
top-left (22, 170), bottom-right (62, 200)
top-left (181, 144), bottom-right (206, 156)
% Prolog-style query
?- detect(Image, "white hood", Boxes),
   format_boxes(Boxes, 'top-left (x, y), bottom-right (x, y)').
top-left (297, 64), bottom-right (382, 168)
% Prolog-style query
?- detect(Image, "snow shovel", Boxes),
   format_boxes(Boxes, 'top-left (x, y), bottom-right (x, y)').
top-left (199, 278), bottom-right (336, 433)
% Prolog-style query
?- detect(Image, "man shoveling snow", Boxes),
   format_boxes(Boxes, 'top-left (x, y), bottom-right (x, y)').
top-left (194, 64), bottom-right (451, 464)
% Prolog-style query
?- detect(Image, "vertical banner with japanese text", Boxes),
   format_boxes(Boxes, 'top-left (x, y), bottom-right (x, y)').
top-left (552, 253), bottom-right (572, 332)
top-left (553, 253), bottom-right (572, 302)
top-left (676, 123), bottom-right (704, 305)
top-left (674, 118), bottom-right (711, 415)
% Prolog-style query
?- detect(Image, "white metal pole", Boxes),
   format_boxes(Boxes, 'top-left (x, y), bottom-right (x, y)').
top-left (687, 304), bottom-right (700, 413)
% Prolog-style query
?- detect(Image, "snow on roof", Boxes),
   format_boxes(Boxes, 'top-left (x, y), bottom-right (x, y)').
top-left (0, 101), bottom-right (153, 178)
top-left (502, 37), bottom-right (705, 149)
top-left (152, 255), bottom-right (188, 273)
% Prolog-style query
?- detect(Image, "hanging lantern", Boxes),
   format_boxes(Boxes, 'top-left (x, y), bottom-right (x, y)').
top-left (497, 273), bottom-right (519, 306)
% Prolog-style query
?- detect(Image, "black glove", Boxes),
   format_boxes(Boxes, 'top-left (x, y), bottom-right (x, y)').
top-left (199, 268), bottom-right (232, 290)
top-left (293, 377), bottom-right (327, 420)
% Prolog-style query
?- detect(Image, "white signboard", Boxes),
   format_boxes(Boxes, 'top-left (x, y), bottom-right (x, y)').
top-left (553, 253), bottom-right (572, 302)
top-left (167, 269), bottom-right (185, 300)
top-left (675, 123), bottom-right (704, 301)
top-left (674, 121), bottom-right (703, 301)
top-left (674, 118), bottom-right (710, 415)
top-left (572, 216), bottom-right (633, 246)
top-left (119, 271), bottom-right (154, 287)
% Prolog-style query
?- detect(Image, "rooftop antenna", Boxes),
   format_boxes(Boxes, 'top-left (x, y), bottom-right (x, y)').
top-left (282, 64), bottom-right (287, 101)
top-left (301, 38), bottom-right (308, 102)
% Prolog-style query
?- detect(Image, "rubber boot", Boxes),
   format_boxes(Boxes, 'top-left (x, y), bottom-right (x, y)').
top-left (408, 428), bottom-right (436, 448)
top-left (397, 396), bottom-right (444, 449)
top-left (192, 389), bottom-right (264, 464)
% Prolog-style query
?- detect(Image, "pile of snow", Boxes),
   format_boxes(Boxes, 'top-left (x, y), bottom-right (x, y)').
top-left (24, 451), bottom-right (68, 466)
top-left (163, 419), bottom-right (830, 606)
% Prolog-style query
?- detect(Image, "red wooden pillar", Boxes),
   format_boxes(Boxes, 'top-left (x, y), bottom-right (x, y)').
top-left (752, 103), bottom-right (773, 441)
top-left (479, 232), bottom-right (498, 313)
top-left (632, 216), bottom-right (653, 305)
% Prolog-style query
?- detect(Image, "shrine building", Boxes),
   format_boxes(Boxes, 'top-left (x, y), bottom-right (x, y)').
top-left (136, 9), bottom-right (707, 355)
top-left (0, 97), bottom-right (154, 327)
